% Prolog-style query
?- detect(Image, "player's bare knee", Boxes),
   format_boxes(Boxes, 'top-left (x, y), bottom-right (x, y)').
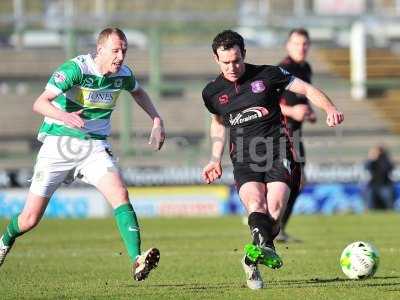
top-left (241, 189), bottom-right (265, 208)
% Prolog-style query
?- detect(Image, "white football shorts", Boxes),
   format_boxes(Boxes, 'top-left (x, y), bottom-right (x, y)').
top-left (29, 136), bottom-right (119, 198)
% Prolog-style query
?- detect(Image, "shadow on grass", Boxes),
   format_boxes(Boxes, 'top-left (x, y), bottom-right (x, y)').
top-left (270, 275), bottom-right (400, 289)
top-left (121, 276), bottom-right (400, 292)
top-left (128, 282), bottom-right (242, 290)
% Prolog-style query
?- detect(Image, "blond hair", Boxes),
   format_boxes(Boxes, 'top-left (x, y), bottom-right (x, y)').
top-left (96, 28), bottom-right (127, 46)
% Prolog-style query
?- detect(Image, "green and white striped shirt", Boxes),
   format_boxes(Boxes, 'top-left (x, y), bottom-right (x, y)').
top-left (38, 53), bottom-right (139, 141)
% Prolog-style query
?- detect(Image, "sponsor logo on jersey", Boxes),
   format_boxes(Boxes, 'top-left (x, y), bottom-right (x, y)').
top-left (250, 80), bottom-right (266, 93)
top-left (53, 71), bottom-right (66, 83)
top-left (85, 91), bottom-right (114, 104)
top-left (218, 94), bottom-right (229, 105)
top-left (229, 106), bottom-right (269, 126)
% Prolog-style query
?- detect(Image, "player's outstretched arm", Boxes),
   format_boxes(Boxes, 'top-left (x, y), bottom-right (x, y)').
top-left (130, 87), bottom-right (165, 150)
top-left (287, 77), bottom-right (344, 127)
top-left (33, 89), bottom-right (85, 128)
top-left (202, 115), bottom-right (225, 184)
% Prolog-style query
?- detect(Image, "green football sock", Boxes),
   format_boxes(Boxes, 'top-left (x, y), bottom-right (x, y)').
top-left (2, 215), bottom-right (22, 247)
top-left (114, 203), bottom-right (141, 262)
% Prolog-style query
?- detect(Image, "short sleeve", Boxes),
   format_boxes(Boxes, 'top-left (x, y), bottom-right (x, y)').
top-left (46, 60), bottom-right (83, 96)
top-left (265, 66), bottom-right (294, 90)
top-left (202, 89), bottom-right (218, 115)
top-left (124, 66), bottom-right (140, 92)
top-left (130, 78), bottom-right (140, 92)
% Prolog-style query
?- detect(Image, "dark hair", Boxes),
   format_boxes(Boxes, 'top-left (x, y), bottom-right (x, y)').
top-left (97, 27), bottom-right (127, 45)
top-left (288, 28), bottom-right (310, 41)
top-left (212, 30), bottom-right (245, 58)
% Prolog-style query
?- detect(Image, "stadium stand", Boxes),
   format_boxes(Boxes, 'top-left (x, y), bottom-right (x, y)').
top-left (319, 47), bottom-right (400, 134)
top-left (0, 46), bottom-right (399, 169)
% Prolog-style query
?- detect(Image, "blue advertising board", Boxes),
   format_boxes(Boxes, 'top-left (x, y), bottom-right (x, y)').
top-left (227, 183), bottom-right (400, 215)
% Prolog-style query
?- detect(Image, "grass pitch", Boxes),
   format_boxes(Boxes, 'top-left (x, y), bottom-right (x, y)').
top-left (0, 213), bottom-right (399, 299)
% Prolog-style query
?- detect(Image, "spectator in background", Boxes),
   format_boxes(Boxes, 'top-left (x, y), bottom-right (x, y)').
top-left (364, 145), bottom-right (395, 210)
top-left (276, 28), bottom-right (316, 243)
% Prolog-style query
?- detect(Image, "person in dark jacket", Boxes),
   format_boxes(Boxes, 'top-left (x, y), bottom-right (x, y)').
top-left (364, 145), bottom-right (395, 210)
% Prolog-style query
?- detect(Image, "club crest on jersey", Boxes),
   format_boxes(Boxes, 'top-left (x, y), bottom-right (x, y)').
top-left (53, 71), bottom-right (66, 83)
top-left (218, 94), bottom-right (229, 105)
top-left (114, 78), bottom-right (123, 88)
top-left (250, 80), bottom-right (266, 93)
top-left (83, 77), bottom-right (94, 87)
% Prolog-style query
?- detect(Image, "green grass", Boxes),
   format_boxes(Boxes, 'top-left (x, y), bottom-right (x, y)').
top-left (0, 214), bottom-right (399, 299)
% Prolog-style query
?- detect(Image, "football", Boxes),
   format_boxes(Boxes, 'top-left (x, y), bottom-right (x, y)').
top-left (340, 241), bottom-right (380, 279)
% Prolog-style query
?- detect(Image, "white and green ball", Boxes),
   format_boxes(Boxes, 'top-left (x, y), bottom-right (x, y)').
top-left (340, 241), bottom-right (380, 279)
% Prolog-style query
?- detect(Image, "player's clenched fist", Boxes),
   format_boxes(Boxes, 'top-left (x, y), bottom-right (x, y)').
top-left (326, 108), bottom-right (344, 127)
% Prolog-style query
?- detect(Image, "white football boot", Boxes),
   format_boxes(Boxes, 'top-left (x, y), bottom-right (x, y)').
top-left (0, 236), bottom-right (12, 267)
top-left (133, 248), bottom-right (160, 281)
top-left (241, 255), bottom-right (264, 290)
